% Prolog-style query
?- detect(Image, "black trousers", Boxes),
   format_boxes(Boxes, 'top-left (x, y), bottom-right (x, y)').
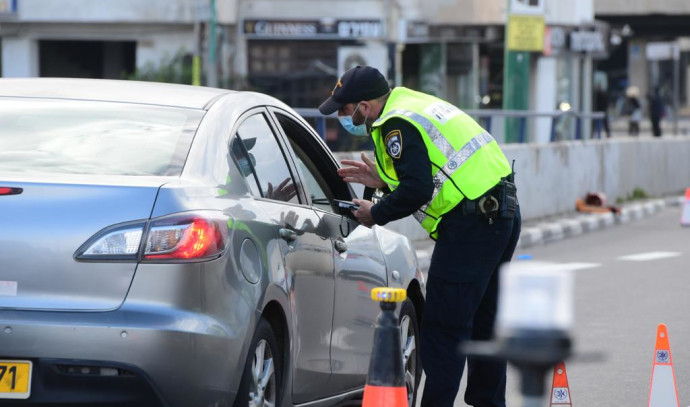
top-left (420, 206), bottom-right (521, 407)
top-left (651, 116), bottom-right (662, 137)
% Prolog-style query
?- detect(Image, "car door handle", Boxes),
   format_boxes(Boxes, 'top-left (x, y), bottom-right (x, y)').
top-left (334, 240), bottom-right (348, 253)
top-left (279, 228), bottom-right (297, 242)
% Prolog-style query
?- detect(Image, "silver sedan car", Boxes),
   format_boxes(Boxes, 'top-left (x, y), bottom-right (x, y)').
top-left (0, 79), bottom-right (425, 407)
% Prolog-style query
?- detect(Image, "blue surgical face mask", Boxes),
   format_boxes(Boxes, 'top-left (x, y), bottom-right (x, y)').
top-left (338, 103), bottom-right (369, 137)
top-left (237, 154), bottom-right (256, 177)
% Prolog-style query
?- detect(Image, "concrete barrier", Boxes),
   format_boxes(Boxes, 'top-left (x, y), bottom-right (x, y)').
top-left (334, 137), bottom-right (690, 242)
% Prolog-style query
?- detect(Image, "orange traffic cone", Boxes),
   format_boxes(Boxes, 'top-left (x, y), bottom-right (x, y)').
top-left (680, 188), bottom-right (690, 227)
top-left (549, 361), bottom-right (572, 406)
top-left (648, 323), bottom-right (680, 407)
top-left (362, 287), bottom-right (408, 407)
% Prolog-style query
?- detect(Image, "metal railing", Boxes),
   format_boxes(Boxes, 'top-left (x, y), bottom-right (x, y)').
top-left (294, 108), bottom-right (607, 145)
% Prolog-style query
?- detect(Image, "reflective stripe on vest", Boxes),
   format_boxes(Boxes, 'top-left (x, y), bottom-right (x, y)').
top-left (378, 109), bottom-right (457, 160)
top-left (409, 131), bottom-right (495, 226)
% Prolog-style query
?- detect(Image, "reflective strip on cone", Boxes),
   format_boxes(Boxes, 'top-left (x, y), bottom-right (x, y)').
top-left (362, 385), bottom-right (407, 407)
top-left (681, 188), bottom-right (690, 226)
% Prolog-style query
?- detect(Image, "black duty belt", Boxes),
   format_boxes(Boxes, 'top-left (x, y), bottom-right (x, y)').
top-left (459, 177), bottom-right (517, 220)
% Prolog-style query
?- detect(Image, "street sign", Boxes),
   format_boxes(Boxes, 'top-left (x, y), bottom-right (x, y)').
top-left (507, 14), bottom-right (545, 52)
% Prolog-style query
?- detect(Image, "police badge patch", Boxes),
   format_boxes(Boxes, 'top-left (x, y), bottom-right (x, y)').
top-left (385, 130), bottom-right (402, 159)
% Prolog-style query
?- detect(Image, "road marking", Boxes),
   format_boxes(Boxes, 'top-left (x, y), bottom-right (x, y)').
top-left (513, 261), bottom-right (602, 271)
top-left (617, 252), bottom-right (681, 261)
top-left (552, 262), bottom-right (602, 271)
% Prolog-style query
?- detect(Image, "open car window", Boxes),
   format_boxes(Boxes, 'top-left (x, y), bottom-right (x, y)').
top-left (289, 141), bottom-right (333, 213)
top-left (273, 112), bottom-right (354, 214)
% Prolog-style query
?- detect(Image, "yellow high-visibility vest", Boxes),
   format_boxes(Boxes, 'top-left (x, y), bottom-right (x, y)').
top-left (372, 87), bottom-right (512, 239)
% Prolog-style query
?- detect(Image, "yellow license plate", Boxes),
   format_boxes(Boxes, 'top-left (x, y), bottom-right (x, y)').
top-left (0, 360), bottom-right (32, 399)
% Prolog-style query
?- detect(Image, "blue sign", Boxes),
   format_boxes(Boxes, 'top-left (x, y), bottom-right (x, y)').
top-left (0, 0), bottom-right (17, 14)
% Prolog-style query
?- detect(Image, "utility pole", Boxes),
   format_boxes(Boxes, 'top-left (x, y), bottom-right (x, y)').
top-left (207, 0), bottom-right (218, 88)
top-left (193, 21), bottom-right (202, 86)
top-left (503, 0), bottom-right (545, 143)
top-left (673, 42), bottom-right (680, 135)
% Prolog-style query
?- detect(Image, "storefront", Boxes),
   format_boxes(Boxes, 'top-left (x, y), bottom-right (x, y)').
top-left (242, 18), bottom-right (387, 108)
top-left (539, 22), bottom-right (610, 141)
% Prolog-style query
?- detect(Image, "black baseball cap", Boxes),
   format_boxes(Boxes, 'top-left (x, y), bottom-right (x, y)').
top-left (318, 65), bottom-right (390, 115)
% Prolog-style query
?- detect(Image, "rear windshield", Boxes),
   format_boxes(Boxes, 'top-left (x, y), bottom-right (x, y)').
top-left (0, 98), bottom-right (204, 176)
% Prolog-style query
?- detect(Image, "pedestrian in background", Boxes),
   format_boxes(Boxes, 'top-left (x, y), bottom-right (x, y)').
top-left (625, 85), bottom-right (642, 136)
top-left (319, 65), bottom-right (521, 407)
top-left (648, 87), bottom-right (665, 137)
top-left (594, 84), bottom-right (611, 138)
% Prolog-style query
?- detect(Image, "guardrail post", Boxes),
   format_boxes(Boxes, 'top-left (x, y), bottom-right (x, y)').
top-left (485, 117), bottom-right (493, 133)
top-left (519, 117), bottom-right (527, 143)
top-left (594, 118), bottom-right (602, 139)
top-left (550, 115), bottom-right (558, 142)
top-left (575, 116), bottom-right (582, 140)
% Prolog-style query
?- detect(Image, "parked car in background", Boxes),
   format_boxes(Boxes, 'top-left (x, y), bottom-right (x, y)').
top-left (0, 79), bottom-right (425, 407)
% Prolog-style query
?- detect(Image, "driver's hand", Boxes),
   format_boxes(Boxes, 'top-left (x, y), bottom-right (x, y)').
top-left (352, 199), bottom-right (375, 227)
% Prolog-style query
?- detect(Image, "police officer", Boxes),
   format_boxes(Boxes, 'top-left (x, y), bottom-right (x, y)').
top-left (319, 65), bottom-right (521, 407)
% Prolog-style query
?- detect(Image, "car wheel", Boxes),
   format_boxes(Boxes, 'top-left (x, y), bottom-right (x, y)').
top-left (399, 299), bottom-right (421, 407)
top-left (234, 318), bottom-right (281, 407)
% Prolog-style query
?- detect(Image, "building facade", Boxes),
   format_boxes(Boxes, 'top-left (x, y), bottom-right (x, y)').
top-left (595, 0), bottom-right (690, 120)
top-left (0, 0), bottom-right (238, 84)
top-left (0, 0), bottom-right (630, 143)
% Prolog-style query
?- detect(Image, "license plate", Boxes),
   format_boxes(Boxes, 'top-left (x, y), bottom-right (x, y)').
top-left (0, 360), bottom-right (32, 399)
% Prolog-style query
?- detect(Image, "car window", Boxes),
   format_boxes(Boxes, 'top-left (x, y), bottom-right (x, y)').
top-left (232, 113), bottom-right (299, 204)
top-left (0, 98), bottom-right (202, 176)
top-left (273, 112), bottom-right (356, 214)
top-left (289, 141), bottom-right (333, 213)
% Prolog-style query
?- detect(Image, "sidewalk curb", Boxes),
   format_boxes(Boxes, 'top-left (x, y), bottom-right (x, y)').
top-left (514, 197), bottom-right (679, 249)
top-left (413, 196), bottom-right (684, 269)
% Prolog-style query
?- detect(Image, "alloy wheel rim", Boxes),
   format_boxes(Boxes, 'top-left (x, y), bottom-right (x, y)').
top-left (400, 314), bottom-right (417, 406)
top-left (249, 339), bottom-right (276, 407)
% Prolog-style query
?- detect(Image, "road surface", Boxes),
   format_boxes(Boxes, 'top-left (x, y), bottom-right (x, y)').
top-left (416, 204), bottom-right (689, 406)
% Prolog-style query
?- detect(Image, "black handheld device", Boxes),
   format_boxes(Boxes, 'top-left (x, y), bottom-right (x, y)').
top-left (334, 199), bottom-right (360, 211)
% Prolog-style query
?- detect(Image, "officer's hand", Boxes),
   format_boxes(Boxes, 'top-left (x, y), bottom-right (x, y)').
top-left (352, 199), bottom-right (375, 227)
top-left (338, 152), bottom-right (386, 189)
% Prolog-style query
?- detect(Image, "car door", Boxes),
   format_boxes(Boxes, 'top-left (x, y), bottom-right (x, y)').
top-left (230, 110), bottom-right (336, 403)
top-left (271, 110), bottom-right (388, 394)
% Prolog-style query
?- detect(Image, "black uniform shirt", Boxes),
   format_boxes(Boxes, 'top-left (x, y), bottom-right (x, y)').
top-left (370, 118), bottom-right (435, 226)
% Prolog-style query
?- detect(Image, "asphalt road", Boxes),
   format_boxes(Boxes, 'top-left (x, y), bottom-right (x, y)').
top-left (417, 204), bottom-right (690, 406)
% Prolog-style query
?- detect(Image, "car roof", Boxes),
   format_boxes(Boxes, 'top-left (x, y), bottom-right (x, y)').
top-left (0, 78), bottom-right (234, 110)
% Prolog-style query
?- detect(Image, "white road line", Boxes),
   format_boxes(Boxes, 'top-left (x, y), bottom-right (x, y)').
top-left (513, 261), bottom-right (602, 271)
top-left (617, 252), bottom-right (682, 261)
top-left (552, 262), bottom-right (602, 271)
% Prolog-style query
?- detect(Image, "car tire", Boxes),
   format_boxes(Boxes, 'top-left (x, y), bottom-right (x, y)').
top-left (399, 299), bottom-right (421, 407)
top-left (234, 318), bottom-right (282, 407)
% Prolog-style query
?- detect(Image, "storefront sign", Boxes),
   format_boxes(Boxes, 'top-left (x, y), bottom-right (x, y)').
top-left (399, 20), bottom-right (429, 43)
top-left (570, 30), bottom-right (606, 53)
top-left (646, 42), bottom-right (680, 61)
top-left (0, 0), bottom-right (17, 14)
top-left (544, 24), bottom-right (610, 59)
top-left (507, 14), bottom-right (545, 52)
top-left (243, 19), bottom-right (383, 39)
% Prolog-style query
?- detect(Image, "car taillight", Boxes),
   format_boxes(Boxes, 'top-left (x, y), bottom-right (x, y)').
top-left (75, 212), bottom-right (229, 263)
top-left (143, 217), bottom-right (227, 260)
top-left (0, 187), bottom-right (23, 196)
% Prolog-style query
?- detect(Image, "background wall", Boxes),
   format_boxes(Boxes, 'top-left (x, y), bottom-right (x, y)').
top-left (335, 138), bottom-right (690, 241)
